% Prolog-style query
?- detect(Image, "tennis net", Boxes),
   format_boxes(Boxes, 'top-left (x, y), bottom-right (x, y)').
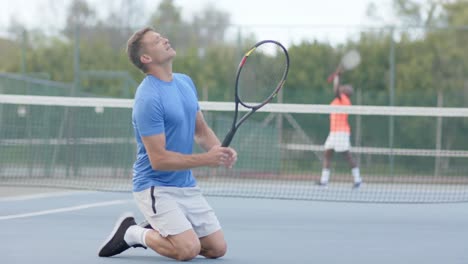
top-left (1, 94), bottom-right (467, 203)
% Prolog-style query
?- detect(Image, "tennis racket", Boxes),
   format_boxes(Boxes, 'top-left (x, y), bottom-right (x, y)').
top-left (340, 49), bottom-right (361, 72)
top-left (221, 40), bottom-right (290, 147)
top-left (327, 49), bottom-right (361, 83)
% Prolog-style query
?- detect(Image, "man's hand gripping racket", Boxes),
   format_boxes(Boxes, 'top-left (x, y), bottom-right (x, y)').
top-left (221, 40), bottom-right (290, 147)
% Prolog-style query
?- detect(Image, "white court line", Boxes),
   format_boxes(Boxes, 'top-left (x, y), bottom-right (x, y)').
top-left (0, 200), bottom-right (132, 220)
top-left (0, 191), bottom-right (91, 202)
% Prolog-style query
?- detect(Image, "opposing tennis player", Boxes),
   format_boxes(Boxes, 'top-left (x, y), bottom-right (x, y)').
top-left (98, 27), bottom-right (237, 261)
top-left (318, 70), bottom-right (362, 189)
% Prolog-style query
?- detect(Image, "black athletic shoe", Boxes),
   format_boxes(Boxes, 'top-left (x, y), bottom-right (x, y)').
top-left (98, 213), bottom-right (142, 257)
top-left (315, 181), bottom-right (328, 188)
top-left (352, 181), bottom-right (362, 189)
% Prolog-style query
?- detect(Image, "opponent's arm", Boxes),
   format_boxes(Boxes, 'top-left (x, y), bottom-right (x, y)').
top-left (327, 71), bottom-right (341, 97)
top-left (327, 65), bottom-right (343, 97)
top-left (333, 74), bottom-right (340, 98)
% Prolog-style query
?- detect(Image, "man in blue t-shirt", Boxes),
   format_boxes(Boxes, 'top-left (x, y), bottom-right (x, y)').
top-left (98, 27), bottom-right (237, 261)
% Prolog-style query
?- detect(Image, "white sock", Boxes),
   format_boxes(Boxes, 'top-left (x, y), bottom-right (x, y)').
top-left (352, 167), bottom-right (361, 183)
top-left (124, 225), bottom-right (149, 247)
top-left (320, 169), bottom-right (330, 184)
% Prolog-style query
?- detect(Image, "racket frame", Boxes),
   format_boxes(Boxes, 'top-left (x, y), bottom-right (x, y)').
top-left (222, 40), bottom-right (289, 147)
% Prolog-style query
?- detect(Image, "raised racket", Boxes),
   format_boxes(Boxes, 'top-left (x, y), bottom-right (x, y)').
top-left (221, 39), bottom-right (290, 147)
top-left (340, 49), bottom-right (361, 72)
top-left (327, 49), bottom-right (361, 83)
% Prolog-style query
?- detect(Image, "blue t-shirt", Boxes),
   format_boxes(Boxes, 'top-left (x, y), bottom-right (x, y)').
top-left (132, 73), bottom-right (200, 192)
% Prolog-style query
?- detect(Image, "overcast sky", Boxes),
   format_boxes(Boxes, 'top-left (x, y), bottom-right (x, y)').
top-left (0, 0), bottom-right (394, 44)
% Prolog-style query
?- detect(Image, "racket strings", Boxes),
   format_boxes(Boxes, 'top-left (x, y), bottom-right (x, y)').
top-left (341, 50), bottom-right (361, 71)
top-left (237, 43), bottom-right (287, 108)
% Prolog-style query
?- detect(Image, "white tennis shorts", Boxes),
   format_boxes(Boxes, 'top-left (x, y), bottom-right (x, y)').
top-left (324, 132), bottom-right (351, 152)
top-left (133, 186), bottom-right (221, 238)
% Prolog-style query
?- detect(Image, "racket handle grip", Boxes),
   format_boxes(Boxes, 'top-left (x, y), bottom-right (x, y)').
top-left (221, 130), bottom-right (236, 147)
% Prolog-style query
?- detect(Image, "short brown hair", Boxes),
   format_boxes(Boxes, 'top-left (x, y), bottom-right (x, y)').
top-left (126, 27), bottom-right (155, 73)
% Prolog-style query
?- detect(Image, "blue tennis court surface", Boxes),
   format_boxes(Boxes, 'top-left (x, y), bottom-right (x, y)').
top-left (1, 187), bottom-right (467, 264)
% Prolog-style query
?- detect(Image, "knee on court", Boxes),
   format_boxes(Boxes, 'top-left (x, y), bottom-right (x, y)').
top-left (206, 242), bottom-right (227, 259)
top-left (175, 240), bottom-right (201, 261)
